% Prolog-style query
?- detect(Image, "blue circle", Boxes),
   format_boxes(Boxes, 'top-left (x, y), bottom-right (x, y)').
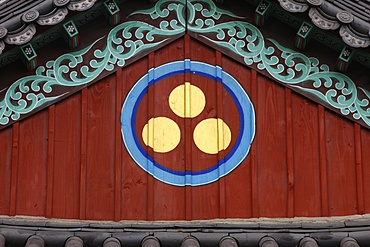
top-left (121, 59), bottom-right (255, 186)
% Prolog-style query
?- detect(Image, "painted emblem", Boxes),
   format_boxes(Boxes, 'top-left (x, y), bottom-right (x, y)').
top-left (121, 59), bottom-right (255, 186)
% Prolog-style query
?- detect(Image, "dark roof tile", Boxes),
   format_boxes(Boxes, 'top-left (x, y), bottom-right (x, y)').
top-left (1, 217), bottom-right (370, 247)
top-left (0, 0), bottom-right (99, 52)
top-left (277, 0), bottom-right (370, 48)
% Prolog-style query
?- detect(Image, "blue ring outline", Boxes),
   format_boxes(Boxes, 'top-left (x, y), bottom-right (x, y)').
top-left (121, 59), bottom-right (255, 186)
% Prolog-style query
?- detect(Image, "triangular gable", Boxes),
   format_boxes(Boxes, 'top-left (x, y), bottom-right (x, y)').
top-left (1, 0), bottom-right (370, 222)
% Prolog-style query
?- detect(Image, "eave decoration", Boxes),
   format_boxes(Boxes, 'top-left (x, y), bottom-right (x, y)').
top-left (0, 0), bottom-right (370, 130)
top-left (277, 0), bottom-right (370, 48)
top-left (0, 0), bottom-right (98, 53)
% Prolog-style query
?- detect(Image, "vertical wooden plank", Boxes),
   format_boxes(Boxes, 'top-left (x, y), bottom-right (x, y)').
top-left (190, 39), bottom-right (219, 220)
top-left (80, 88), bottom-right (88, 219)
top-left (16, 110), bottom-right (48, 216)
top-left (0, 126), bottom-right (13, 215)
top-left (292, 94), bottom-right (321, 216)
top-left (361, 127), bottom-right (370, 213)
top-left (222, 56), bottom-right (253, 218)
top-left (9, 123), bottom-right (19, 216)
top-left (216, 50), bottom-right (226, 219)
top-left (256, 74), bottom-right (287, 217)
top-left (121, 57), bottom-right (149, 220)
top-left (53, 93), bottom-right (81, 219)
top-left (285, 88), bottom-right (294, 217)
top-left (318, 105), bottom-right (329, 216)
top-left (85, 74), bottom-right (116, 220)
top-left (147, 52), bottom-right (155, 221)
top-left (325, 111), bottom-right (357, 216)
top-left (354, 123), bottom-right (364, 214)
top-left (151, 38), bottom-right (186, 220)
top-left (45, 105), bottom-right (55, 218)
top-left (250, 69), bottom-right (259, 218)
top-left (184, 34), bottom-right (192, 221)
top-left (115, 69), bottom-right (123, 221)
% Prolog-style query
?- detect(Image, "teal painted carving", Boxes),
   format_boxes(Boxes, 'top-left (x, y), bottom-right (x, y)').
top-left (185, 0), bottom-right (370, 127)
top-left (1, 0), bottom-right (370, 128)
top-left (0, 0), bottom-right (185, 126)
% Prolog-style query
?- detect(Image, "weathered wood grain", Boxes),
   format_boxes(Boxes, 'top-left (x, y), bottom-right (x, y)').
top-left (0, 126), bottom-right (12, 215)
top-left (255, 74), bottom-right (288, 217)
top-left (16, 110), bottom-right (48, 216)
top-left (53, 93), bottom-right (82, 219)
top-left (85, 74), bottom-right (116, 220)
top-left (0, 36), bottom-right (368, 220)
top-left (291, 93), bottom-right (321, 216)
top-left (325, 111), bottom-right (357, 216)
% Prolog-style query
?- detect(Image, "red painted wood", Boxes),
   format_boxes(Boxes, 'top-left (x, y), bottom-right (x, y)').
top-left (115, 68), bottom-right (123, 221)
top-left (318, 105), bottom-right (329, 216)
top-left (216, 51), bottom-right (226, 219)
top-left (285, 88), bottom-right (294, 218)
top-left (291, 94), bottom-right (321, 217)
top-left (52, 92), bottom-right (82, 219)
top-left (354, 123), bottom-right (364, 214)
top-left (147, 52), bottom-right (155, 221)
top-left (80, 88), bottom-right (88, 219)
top-left (222, 56), bottom-right (253, 218)
top-left (16, 110), bottom-right (48, 216)
top-left (46, 105), bottom-right (55, 218)
top-left (0, 126), bottom-right (12, 215)
top-left (121, 57), bottom-right (149, 220)
top-left (250, 69), bottom-right (259, 218)
top-left (1, 35), bottom-right (369, 221)
top-left (152, 39), bottom-right (187, 220)
top-left (255, 74), bottom-right (288, 217)
top-left (184, 34), bottom-right (193, 220)
top-left (9, 123), bottom-right (19, 216)
top-left (85, 74), bottom-right (116, 220)
top-left (325, 111), bottom-right (357, 216)
top-left (190, 39), bottom-right (219, 219)
top-left (361, 127), bottom-right (370, 213)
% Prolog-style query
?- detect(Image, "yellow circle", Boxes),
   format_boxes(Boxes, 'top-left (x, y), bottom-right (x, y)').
top-left (169, 82), bottom-right (206, 118)
top-left (142, 117), bottom-right (181, 153)
top-left (193, 118), bottom-right (232, 154)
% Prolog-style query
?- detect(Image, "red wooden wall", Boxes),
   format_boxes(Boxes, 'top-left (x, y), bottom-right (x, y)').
top-left (0, 36), bottom-right (368, 221)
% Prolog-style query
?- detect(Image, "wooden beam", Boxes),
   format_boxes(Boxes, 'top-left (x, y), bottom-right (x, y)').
top-left (253, 0), bottom-right (271, 27)
top-left (103, 0), bottom-right (121, 26)
top-left (335, 46), bottom-right (354, 72)
top-left (62, 21), bottom-right (80, 49)
top-left (20, 43), bottom-right (38, 70)
top-left (294, 22), bottom-right (313, 50)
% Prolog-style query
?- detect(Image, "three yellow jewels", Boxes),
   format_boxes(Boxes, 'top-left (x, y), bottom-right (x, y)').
top-left (142, 82), bottom-right (231, 154)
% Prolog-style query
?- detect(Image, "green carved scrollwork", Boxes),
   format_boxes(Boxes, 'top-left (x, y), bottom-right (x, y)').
top-left (0, 0), bottom-right (185, 125)
top-left (265, 39), bottom-right (370, 126)
top-left (184, 0), bottom-right (370, 127)
top-left (1, 0), bottom-right (370, 127)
